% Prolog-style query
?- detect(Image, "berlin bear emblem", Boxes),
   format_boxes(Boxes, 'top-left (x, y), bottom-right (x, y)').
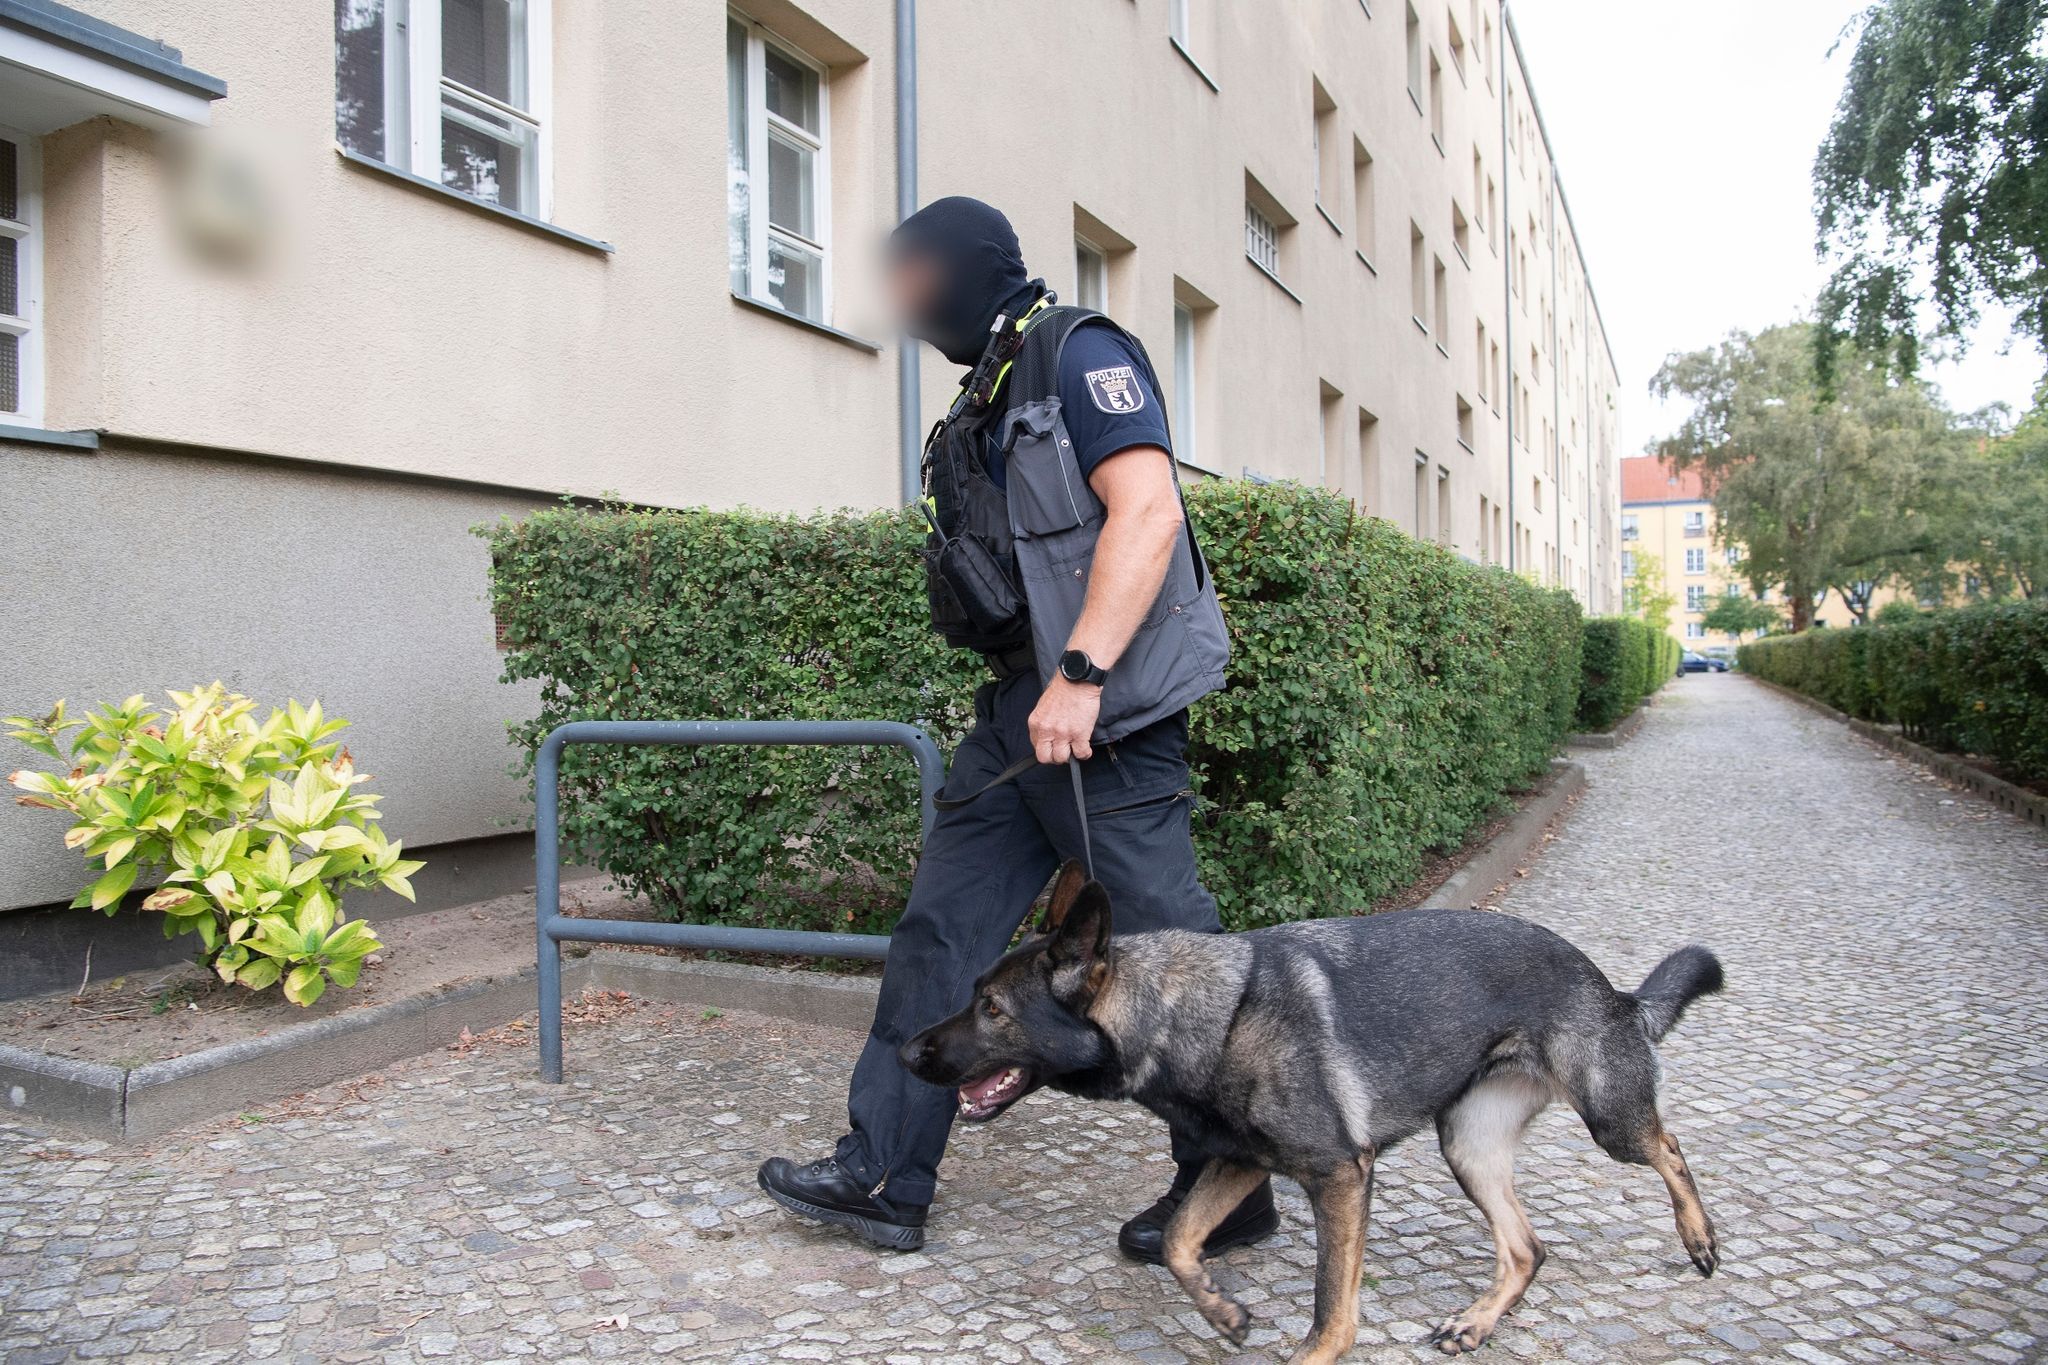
top-left (1084, 365), bottom-right (1145, 414)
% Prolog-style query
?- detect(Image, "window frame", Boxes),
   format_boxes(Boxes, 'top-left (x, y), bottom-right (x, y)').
top-left (1074, 234), bottom-right (1108, 311)
top-left (0, 126), bottom-right (42, 425)
top-left (345, 0), bottom-right (555, 221)
top-left (1244, 198), bottom-right (1280, 275)
top-left (728, 12), bottom-right (834, 325)
top-left (1172, 299), bottom-right (1207, 473)
top-left (1685, 547), bottom-right (1707, 574)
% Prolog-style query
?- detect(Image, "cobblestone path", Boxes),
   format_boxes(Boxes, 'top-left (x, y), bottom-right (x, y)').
top-left (2, 674), bottom-right (2043, 1363)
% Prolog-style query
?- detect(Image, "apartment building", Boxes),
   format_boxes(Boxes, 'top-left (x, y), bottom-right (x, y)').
top-left (1621, 455), bottom-right (1893, 650)
top-left (0, 0), bottom-right (1622, 912)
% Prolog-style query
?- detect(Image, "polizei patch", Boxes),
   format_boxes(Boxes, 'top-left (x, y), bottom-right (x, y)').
top-left (1084, 365), bottom-right (1145, 414)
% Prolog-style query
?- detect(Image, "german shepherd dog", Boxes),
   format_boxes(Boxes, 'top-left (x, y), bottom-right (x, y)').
top-left (902, 863), bottom-right (1724, 1364)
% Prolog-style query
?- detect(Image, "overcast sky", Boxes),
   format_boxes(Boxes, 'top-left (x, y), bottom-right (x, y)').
top-left (1508, 0), bottom-right (2046, 456)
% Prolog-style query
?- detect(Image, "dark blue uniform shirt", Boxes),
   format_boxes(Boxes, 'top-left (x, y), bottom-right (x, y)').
top-left (984, 323), bottom-right (1171, 489)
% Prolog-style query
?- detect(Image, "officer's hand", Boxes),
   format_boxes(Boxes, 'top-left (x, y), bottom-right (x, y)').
top-left (1029, 678), bottom-right (1100, 764)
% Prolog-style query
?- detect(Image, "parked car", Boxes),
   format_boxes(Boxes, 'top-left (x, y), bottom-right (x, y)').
top-left (1679, 650), bottom-right (1729, 674)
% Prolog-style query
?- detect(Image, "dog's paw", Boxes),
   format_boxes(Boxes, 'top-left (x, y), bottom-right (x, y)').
top-left (1685, 1231), bottom-right (1719, 1279)
top-left (1429, 1315), bottom-right (1493, 1355)
top-left (1205, 1297), bottom-right (1252, 1347)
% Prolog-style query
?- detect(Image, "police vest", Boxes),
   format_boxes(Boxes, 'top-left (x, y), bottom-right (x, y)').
top-left (919, 305), bottom-right (1230, 743)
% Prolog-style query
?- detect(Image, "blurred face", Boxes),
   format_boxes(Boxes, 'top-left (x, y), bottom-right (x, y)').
top-left (886, 248), bottom-right (945, 333)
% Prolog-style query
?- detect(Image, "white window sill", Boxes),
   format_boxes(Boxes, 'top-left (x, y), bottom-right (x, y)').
top-left (1169, 37), bottom-right (1218, 91)
top-left (1413, 315), bottom-right (1430, 336)
top-left (1357, 249), bottom-right (1378, 276)
top-left (731, 292), bottom-right (882, 353)
top-left (1315, 201), bottom-right (1343, 235)
top-left (339, 149), bottom-right (614, 254)
top-left (1246, 255), bottom-right (1303, 304)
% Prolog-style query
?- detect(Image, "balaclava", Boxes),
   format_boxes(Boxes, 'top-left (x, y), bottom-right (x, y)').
top-left (890, 196), bottom-right (1043, 367)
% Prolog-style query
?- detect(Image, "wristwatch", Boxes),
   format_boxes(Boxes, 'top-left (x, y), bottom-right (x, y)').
top-left (1058, 648), bottom-right (1109, 687)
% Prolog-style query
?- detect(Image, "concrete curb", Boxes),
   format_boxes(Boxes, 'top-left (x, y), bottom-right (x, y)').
top-left (1568, 695), bottom-right (1655, 750)
top-left (4, 968), bottom-right (552, 1141)
top-left (1749, 676), bottom-right (2048, 830)
top-left (1435, 759), bottom-right (1588, 908)
top-left (585, 953), bottom-right (880, 1033)
top-left (3, 756), bottom-right (1603, 1139)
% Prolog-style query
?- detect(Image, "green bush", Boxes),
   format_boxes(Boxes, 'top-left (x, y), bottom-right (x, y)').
top-left (1739, 601), bottom-right (2048, 782)
top-left (5, 685), bottom-right (420, 1005)
top-left (1575, 617), bottom-right (1676, 730)
top-left (483, 482), bottom-right (1581, 933)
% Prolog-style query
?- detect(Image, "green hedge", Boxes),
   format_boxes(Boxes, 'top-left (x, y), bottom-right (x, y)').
top-left (1576, 617), bottom-right (1678, 730)
top-left (483, 481), bottom-right (1581, 933)
top-left (1739, 601), bottom-right (2048, 782)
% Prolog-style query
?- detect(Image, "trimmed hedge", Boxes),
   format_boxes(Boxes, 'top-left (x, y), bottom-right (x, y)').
top-left (483, 481), bottom-right (1581, 933)
top-left (1739, 601), bottom-right (2048, 782)
top-left (1576, 617), bottom-right (1678, 730)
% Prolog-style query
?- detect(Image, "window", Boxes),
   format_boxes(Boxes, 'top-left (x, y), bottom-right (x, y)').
top-left (1358, 408), bottom-right (1382, 514)
top-left (1621, 550), bottom-right (1635, 577)
top-left (0, 129), bottom-right (41, 422)
top-left (1489, 339), bottom-right (1501, 409)
top-left (1405, 4), bottom-right (1423, 110)
top-left (1683, 509), bottom-right (1706, 536)
top-left (1413, 451), bottom-right (1430, 538)
top-left (1456, 395), bottom-right (1474, 450)
top-left (1432, 255), bottom-right (1448, 348)
top-left (1474, 322), bottom-right (1487, 401)
top-left (1531, 475), bottom-right (1542, 514)
top-left (1686, 585), bottom-right (1707, 611)
top-left (1353, 140), bottom-right (1377, 262)
top-left (1312, 81), bottom-right (1340, 221)
top-left (1170, 0), bottom-right (1191, 48)
top-left (1684, 548), bottom-right (1707, 574)
top-left (1428, 52), bottom-right (1444, 151)
top-left (728, 16), bottom-right (830, 322)
top-left (1245, 199), bottom-right (1279, 274)
top-left (1451, 199), bottom-right (1470, 263)
top-left (1173, 298), bottom-right (1199, 468)
top-left (1622, 514), bottom-right (1639, 541)
top-left (1409, 223), bottom-right (1428, 330)
top-left (335, 0), bottom-right (553, 218)
top-left (1436, 467), bottom-right (1453, 548)
top-left (1686, 622), bottom-right (1706, 640)
top-left (1479, 495), bottom-right (1492, 562)
top-left (1075, 236), bottom-right (1107, 311)
top-left (1447, 6), bottom-right (1467, 81)
top-left (1725, 582), bottom-right (1743, 598)
top-left (1726, 546), bottom-right (1743, 565)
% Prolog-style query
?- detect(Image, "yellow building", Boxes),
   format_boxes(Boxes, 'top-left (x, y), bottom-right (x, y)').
top-left (1619, 455), bottom-right (1909, 652)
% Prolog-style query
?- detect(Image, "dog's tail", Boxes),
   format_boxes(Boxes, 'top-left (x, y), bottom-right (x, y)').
top-left (1629, 946), bottom-right (1724, 1042)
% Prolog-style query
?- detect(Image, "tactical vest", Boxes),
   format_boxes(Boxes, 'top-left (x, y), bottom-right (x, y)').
top-left (919, 304), bottom-right (1231, 743)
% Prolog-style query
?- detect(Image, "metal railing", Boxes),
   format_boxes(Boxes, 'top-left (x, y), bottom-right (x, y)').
top-left (533, 719), bottom-right (946, 1083)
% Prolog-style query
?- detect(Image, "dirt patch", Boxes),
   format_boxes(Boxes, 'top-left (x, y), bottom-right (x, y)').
top-left (0, 878), bottom-right (631, 1068)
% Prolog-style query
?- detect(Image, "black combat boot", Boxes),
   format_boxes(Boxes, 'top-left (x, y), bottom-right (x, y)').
top-left (757, 1156), bottom-right (929, 1251)
top-left (1117, 1161), bottom-right (1281, 1265)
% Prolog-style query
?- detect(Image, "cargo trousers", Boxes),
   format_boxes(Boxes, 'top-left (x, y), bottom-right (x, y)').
top-left (832, 669), bottom-right (1221, 1206)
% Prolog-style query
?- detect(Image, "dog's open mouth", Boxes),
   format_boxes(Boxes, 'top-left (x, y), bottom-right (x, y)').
top-left (956, 1066), bottom-right (1030, 1121)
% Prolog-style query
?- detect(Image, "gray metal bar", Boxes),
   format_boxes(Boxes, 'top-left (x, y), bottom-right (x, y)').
top-left (895, 0), bottom-right (921, 506)
top-left (533, 719), bottom-right (945, 1083)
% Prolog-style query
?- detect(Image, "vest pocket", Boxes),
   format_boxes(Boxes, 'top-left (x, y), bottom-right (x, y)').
top-left (1003, 398), bottom-right (1097, 539)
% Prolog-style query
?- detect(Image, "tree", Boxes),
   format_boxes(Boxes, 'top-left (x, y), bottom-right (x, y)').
top-left (1942, 385), bottom-right (2048, 598)
top-left (1813, 0), bottom-right (2048, 378)
top-left (1624, 550), bottom-right (1677, 635)
top-left (1652, 323), bottom-right (1959, 630)
top-left (1701, 592), bottom-right (1781, 642)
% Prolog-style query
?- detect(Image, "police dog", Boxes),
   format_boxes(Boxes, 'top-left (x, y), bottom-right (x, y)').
top-left (901, 862), bottom-right (1723, 1364)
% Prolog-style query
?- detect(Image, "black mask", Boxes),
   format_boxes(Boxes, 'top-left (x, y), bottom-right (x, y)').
top-left (892, 197), bottom-right (1042, 366)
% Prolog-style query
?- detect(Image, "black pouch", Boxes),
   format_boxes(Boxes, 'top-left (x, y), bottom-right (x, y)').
top-left (923, 529), bottom-right (1028, 646)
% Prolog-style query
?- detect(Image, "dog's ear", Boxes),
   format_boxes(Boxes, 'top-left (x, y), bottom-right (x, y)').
top-left (1037, 858), bottom-right (1090, 935)
top-left (1047, 881), bottom-right (1112, 967)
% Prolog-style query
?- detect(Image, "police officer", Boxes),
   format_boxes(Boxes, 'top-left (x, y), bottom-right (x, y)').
top-left (757, 198), bottom-right (1277, 1264)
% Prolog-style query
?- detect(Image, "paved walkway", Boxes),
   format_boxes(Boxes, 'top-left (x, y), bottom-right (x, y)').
top-left (3, 675), bottom-right (2044, 1363)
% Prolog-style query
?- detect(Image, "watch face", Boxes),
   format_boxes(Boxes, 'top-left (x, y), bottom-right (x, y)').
top-left (1060, 650), bottom-right (1089, 682)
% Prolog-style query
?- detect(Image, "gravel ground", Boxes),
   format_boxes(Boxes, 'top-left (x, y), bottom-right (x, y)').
top-left (1, 672), bottom-right (2042, 1363)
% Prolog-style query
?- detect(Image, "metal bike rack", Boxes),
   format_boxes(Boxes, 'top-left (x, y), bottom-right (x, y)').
top-left (533, 719), bottom-right (947, 1083)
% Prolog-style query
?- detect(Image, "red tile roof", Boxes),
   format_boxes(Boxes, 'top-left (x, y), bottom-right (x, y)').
top-left (1620, 455), bottom-right (1707, 504)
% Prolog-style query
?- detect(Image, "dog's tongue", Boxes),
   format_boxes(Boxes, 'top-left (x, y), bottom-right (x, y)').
top-left (960, 1069), bottom-right (1014, 1106)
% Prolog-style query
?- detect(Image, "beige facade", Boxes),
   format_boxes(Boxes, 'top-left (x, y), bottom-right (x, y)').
top-left (0, 0), bottom-right (1622, 909)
